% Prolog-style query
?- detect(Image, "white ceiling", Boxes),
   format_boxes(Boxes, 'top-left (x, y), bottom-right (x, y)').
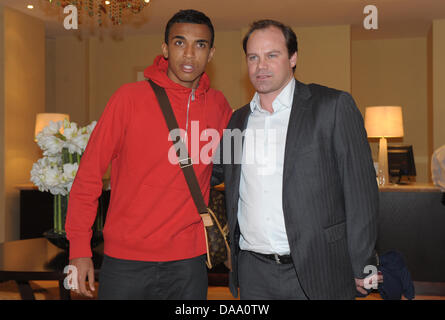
top-left (1, 0), bottom-right (445, 39)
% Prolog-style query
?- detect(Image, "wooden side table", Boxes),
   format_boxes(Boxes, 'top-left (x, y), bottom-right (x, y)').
top-left (0, 238), bottom-right (103, 300)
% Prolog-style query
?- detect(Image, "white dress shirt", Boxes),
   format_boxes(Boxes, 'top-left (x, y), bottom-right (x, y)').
top-left (238, 77), bottom-right (295, 255)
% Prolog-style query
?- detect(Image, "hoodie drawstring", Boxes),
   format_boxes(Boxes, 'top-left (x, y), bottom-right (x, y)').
top-left (184, 88), bottom-right (196, 143)
top-left (204, 92), bottom-right (208, 137)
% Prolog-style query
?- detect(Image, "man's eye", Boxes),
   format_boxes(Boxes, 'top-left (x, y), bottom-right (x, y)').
top-left (268, 54), bottom-right (277, 58)
top-left (174, 40), bottom-right (184, 46)
top-left (248, 56), bottom-right (257, 61)
top-left (197, 42), bottom-right (207, 48)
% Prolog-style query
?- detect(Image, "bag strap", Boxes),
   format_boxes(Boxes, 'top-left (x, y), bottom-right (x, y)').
top-left (148, 79), bottom-right (208, 214)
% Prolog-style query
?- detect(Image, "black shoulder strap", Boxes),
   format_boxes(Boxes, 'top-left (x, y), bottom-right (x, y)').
top-left (148, 79), bottom-right (208, 214)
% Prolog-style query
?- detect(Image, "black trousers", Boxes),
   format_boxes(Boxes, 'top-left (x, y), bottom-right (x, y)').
top-left (238, 250), bottom-right (308, 300)
top-left (98, 254), bottom-right (208, 300)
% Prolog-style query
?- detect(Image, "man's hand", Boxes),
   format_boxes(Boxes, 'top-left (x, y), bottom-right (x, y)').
top-left (355, 272), bottom-right (383, 295)
top-left (69, 257), bottom-right (95, 298)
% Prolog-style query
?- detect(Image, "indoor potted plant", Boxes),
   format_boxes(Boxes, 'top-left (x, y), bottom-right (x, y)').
top-left (30, 119), bottom-right (104, 249)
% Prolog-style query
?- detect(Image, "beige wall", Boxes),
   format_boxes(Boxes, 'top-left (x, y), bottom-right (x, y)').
top-left (427, 27), bottom-right (433, 181)
top-left (1, 8), bottom-right (45, 241)
top-left (45, 36), bottom-right (90, 126)
top-left (0, 6), bottom-right (5, 243)
top-left (352, 38), bottom-right (428, 182)
top-left (432, 19), bottom-right (445, 152)
top-left (239, 26), bottom-right (254, 105)
top-left (294, 25), bottom-right (351, 93)
top-left (88, 34), bottom-right (163, 121)
top-left (45, 38), bottom-right (56, 117)
top-left (207, 30), bottom-right (244, 109)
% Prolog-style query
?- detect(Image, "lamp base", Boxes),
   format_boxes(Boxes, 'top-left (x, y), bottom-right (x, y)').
top-left (378, 137), bottom-right (389, 186)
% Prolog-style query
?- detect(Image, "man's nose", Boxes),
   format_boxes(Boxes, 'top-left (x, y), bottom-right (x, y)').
top-left (184, 44), bottom-right (195, 58)
top-left (258, 56), bottom-right (267, 69)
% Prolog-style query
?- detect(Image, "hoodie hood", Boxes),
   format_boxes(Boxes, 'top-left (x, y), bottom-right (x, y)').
top-left (144, 55), bottom-right (211, 96)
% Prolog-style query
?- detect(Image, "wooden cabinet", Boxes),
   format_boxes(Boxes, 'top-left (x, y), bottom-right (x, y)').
top-left (19, 187), bottom-right (54, 239)
top-left (17, 185), bottom-right (109, 240)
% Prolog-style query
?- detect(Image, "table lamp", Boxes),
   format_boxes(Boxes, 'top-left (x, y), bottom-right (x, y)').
top-left (364, 106), bottom-right (404, 185)
top-left (34, 113), bottom-right (70, 141)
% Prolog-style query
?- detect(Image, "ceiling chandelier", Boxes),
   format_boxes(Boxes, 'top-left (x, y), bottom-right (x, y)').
top-left (45, 0), bottom-right (150, 26)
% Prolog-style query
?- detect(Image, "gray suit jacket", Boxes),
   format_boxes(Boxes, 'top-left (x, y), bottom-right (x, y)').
top-left (212, 79), bottom-right (379, 299)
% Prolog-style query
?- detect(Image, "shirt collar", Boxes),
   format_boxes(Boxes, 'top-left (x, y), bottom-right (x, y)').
top-left (250, 77), bottom-right (296, 113)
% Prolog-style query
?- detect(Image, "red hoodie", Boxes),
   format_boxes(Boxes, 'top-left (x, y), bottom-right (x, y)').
top-left (66, 55), bottom-right (232, 261)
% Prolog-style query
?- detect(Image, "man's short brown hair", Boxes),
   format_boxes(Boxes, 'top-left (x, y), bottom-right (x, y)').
top-left (243, 20), bottom-right (298, 56)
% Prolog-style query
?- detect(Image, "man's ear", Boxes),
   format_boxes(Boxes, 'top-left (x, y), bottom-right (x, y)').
top-left (290, 52), bottom-right (297, 69)
top-left (161, 42), bottom-right (168, 59)
top-left (207, 47), bottom-right (216, 63)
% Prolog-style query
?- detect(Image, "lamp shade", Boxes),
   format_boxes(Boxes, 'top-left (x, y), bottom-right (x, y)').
top-left (364, 106), bottom-right (404, 138)
top-left (35, 113), bottom-right (70, 138)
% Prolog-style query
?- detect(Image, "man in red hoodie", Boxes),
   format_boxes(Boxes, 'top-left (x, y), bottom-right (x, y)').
top-left (65, 9), bottom-right (232, 299)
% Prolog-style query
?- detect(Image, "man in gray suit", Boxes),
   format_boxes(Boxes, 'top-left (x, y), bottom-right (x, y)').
top-left (212, 19), bottom-right (380, 299)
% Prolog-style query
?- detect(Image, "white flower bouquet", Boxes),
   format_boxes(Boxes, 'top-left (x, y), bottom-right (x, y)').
top-left (30, 119), bottom-right (100, 235)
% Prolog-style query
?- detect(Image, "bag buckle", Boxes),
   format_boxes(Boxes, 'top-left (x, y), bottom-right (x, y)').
top-left (178, 157), bottom-right (192, 168)
top-left (201, 213), bottom-right (214, 227)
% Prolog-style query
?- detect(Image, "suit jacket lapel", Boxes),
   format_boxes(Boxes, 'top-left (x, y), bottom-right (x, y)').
top-left (283, 80), bottom-right (312, 183)
top-left (231, 105), bottom-right (251, 206)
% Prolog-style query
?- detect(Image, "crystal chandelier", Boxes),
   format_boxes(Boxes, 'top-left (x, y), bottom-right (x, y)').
top-left (45, 0), bottom-right (150, 26)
